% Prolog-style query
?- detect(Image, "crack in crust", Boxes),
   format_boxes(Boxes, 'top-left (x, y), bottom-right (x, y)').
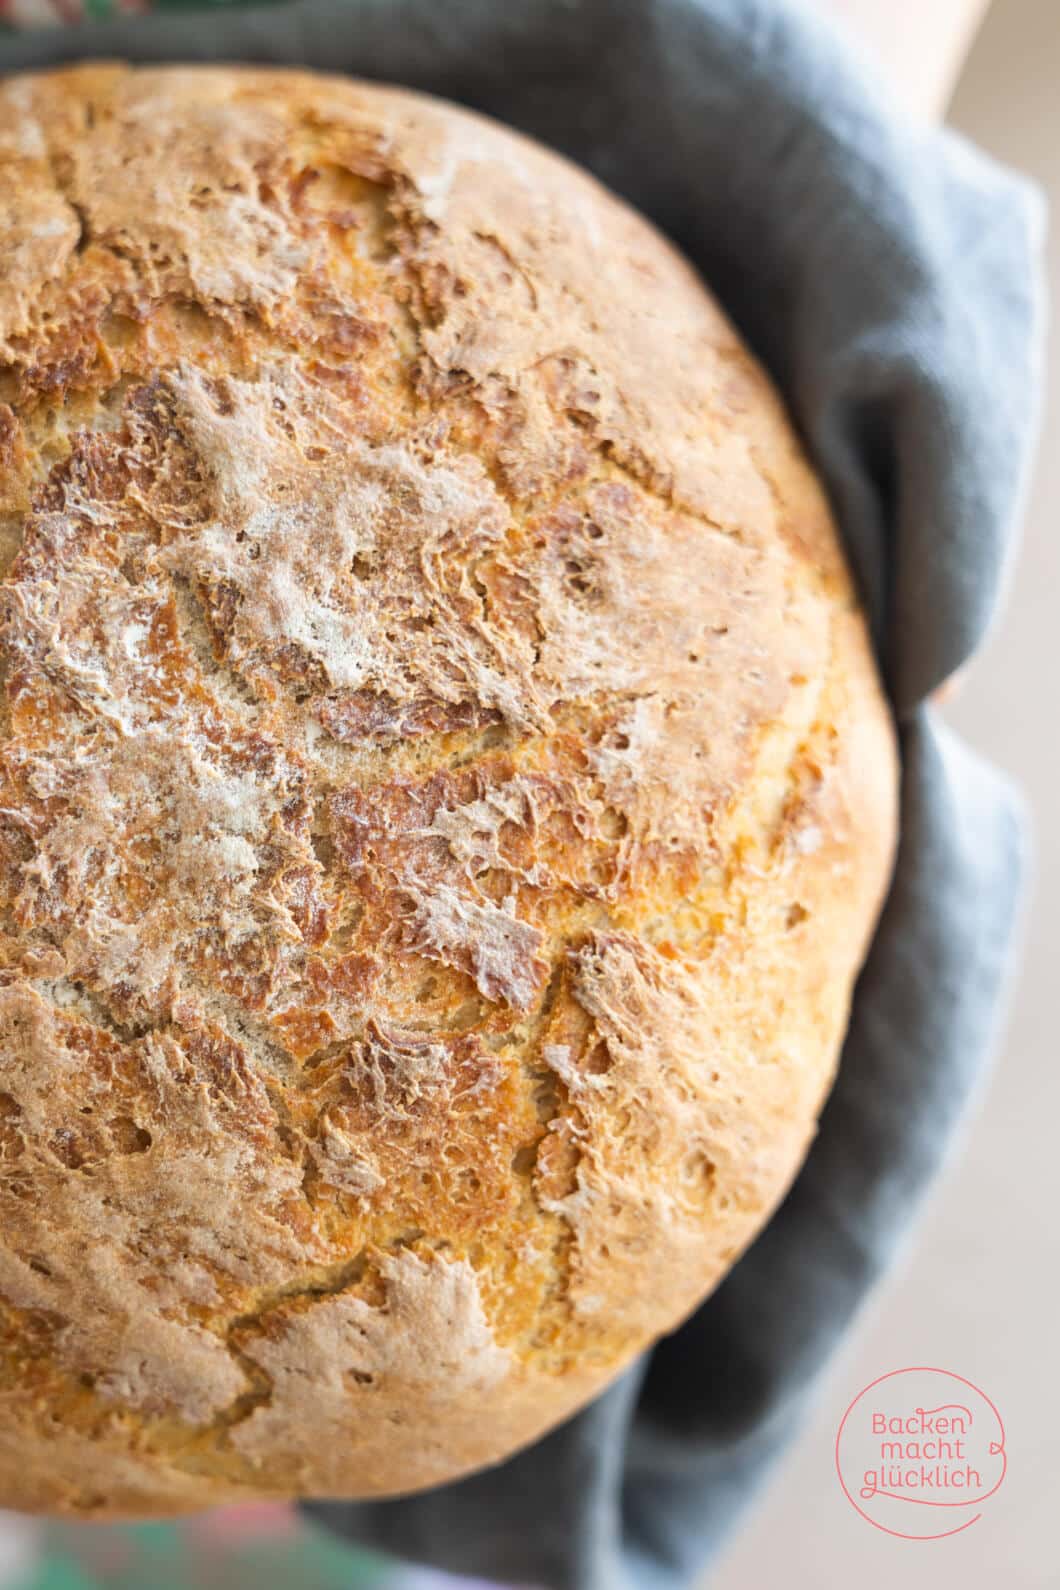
top-left (210, 1246), bottom-right (377, 1439)
top-left (0, 65), bottom-right (897, 1515)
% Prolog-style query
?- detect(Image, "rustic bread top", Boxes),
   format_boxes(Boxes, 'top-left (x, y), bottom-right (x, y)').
top-left (0, 64), bottom-right (896, 1516)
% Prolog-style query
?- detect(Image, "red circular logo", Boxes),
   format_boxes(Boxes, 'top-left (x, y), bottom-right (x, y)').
top-left (835, 1367), bottom-right (1006, 1538)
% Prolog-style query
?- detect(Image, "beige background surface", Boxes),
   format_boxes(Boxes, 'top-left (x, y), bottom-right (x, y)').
top-left (711, 1), bottom-right (1060, 1585)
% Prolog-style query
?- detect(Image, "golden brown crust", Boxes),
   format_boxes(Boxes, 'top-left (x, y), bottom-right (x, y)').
top-left (0, 64), bottom-right (897, 1515)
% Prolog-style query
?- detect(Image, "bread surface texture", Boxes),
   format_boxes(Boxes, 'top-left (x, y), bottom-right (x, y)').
top-left (0, 65), bottom-right (897, 1516)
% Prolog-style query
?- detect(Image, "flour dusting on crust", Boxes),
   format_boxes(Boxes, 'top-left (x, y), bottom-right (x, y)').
top-left (0, 65), bottom-right (896, 1516)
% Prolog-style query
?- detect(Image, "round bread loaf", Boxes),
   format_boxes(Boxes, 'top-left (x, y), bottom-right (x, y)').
top-left (0, 65), bottom-right (897, 1516)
